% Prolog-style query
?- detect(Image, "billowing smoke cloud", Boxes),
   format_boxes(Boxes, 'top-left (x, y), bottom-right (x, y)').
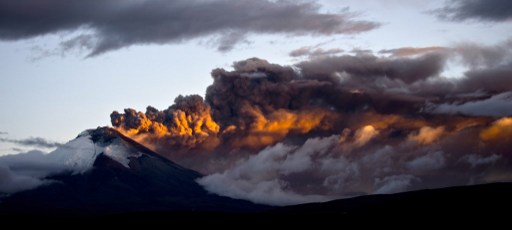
top-left (112, 39), bottom-right (512, 205)
top-left (110, 95), bottom-right (222, 159)
top-left (0, 0), bottom-right (378, 55)
top-left (434, 0), bottom-right (512, 22)
top-left (479, 117), bottom-right (512, 141)
top-left (0, 137), bottom-right (63, 148)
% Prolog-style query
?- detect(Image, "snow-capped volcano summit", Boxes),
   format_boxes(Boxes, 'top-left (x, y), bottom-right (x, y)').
top-left (0, 127), bottom-right (266, 215)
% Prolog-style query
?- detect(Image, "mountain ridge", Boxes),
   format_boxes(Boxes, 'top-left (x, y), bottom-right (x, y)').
top-left (1, 127), bottom-right (510, 223)
top-left (0, 127), bottom-right (268, 216)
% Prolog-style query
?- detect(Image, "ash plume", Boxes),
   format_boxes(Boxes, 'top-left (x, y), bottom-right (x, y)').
top-left (112, 41), bottom-right (512, 205)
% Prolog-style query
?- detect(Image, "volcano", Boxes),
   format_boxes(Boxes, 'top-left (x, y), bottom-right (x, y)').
top-left (0, 127), bottom-right (267, 217)
top-left (1, 127), bottom-right (511, 224)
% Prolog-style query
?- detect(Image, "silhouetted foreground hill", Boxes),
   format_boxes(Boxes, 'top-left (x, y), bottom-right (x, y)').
top-left (95, 182), bottom-right (511, 228)
top-left (2, 182), bottom-right (509, 226)
top-left (273, 182), bottom-right (512, 216)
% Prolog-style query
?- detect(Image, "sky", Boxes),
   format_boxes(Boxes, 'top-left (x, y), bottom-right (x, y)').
top-left (1, 0), bottom-right (512, 205)
top-left (0, 0), bottom-right (510, 154)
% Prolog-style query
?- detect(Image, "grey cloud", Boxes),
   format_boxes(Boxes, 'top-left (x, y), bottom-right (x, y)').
top-left (59, 34), bottom-right (97, 52)
top-left (0, 131), bottom-right (7, 135)
top-left (0, 150), bottom-right (53, 194)
top-left (289, 47), bottom-right (314, 57)
top-left (297, 52), bottom-right (447, 84)
top-left (0, 137), bottom-right (63, 148)
top-left (434, 0), bottom-right (512, 22)
top-left (457, 63), bottom-right (512, 94)
top-left (10, 148), bottom-right (24, 152)
top-left (406, 151), bottom-right (446, 172)
top-left (197, 141), bottom-right (334, 206)
top-left (374, 175), bottom-right (419, 194)
top-left (410, 68), bottom-right (512, 99)
top-left (0, 150), bottom-right (65, 178)
top-left (454, 41), bottom-right (512, 68)
top-left (197, 115), bottom-right (512, 205)
top-left (290, 46), bottom-right (344, 58)
top-left (197, 136), bottom-right (344, 205)
top-left (294, 40), bottom-right (512, 98)
top-left (0, 0), bottom-right (379, 56)
top-left (197, 130), bottom-right (475, 205)
top-left (215, 31), bottom-right (249, 52)
top-left (462, 154), bottom-right (501, 168)
top-left (350, 48), bottom-right (373, 55)
top-left (432, 91), bottom-right (512, 117)
top-left (0, 134), bottom-right (101, 194)
top-left (0, 164), bottom-right (47, 194)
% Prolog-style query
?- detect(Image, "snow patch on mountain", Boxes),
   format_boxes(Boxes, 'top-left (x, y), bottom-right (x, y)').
top-left (46, 134), bottom-right (99, 174)
top-left (0, 129), bottom-right (140, 194)
top-left (103, 144), bottom-right (142, 168)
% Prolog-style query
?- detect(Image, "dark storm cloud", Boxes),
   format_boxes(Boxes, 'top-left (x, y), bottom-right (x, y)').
top-left (454, 40), bottom-right (512, 68)
top-left (294, 40), bottom-right (512, 97)
top-left (457, 63), bottom-right (512, 94)
top-left (0, 0), bottom-right (379, 56)
top-left (434, 0), bottom-right (512, 22)
top-left (297, 52), bottom-right (447, 84)
top-left (0, 137), bottom-right (63, 148)
top-left (433, 91), bottom-right (512, 117)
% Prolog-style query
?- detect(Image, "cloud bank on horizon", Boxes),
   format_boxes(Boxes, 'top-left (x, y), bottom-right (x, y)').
top-left (0, 134), bottom-right (98, 194)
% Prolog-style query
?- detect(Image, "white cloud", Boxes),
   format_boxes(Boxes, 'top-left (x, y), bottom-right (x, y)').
top-left (0, 157), bottom-right (48, 194)
top-left (0, 134), bottom-right (99, 194)
top-left (374, 174), bottom-right (419, 194)
top-left (406, 151), bottom-right (446, 172)
top-left (462, 154), bottom-right (501, 168)
top-left (197, 139), bottom-right (338, 206)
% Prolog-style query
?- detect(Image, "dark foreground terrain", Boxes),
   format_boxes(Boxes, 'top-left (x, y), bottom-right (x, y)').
top-left (1, 182), bottom-right (511, 225)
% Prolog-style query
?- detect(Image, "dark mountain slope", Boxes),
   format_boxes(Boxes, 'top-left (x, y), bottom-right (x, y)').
top-left (0, 128), bottom-right (267, 217)
top-left (1, 128), bottom-right (510, 225)
top-left (272, 182), bottom-right (512, 217)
